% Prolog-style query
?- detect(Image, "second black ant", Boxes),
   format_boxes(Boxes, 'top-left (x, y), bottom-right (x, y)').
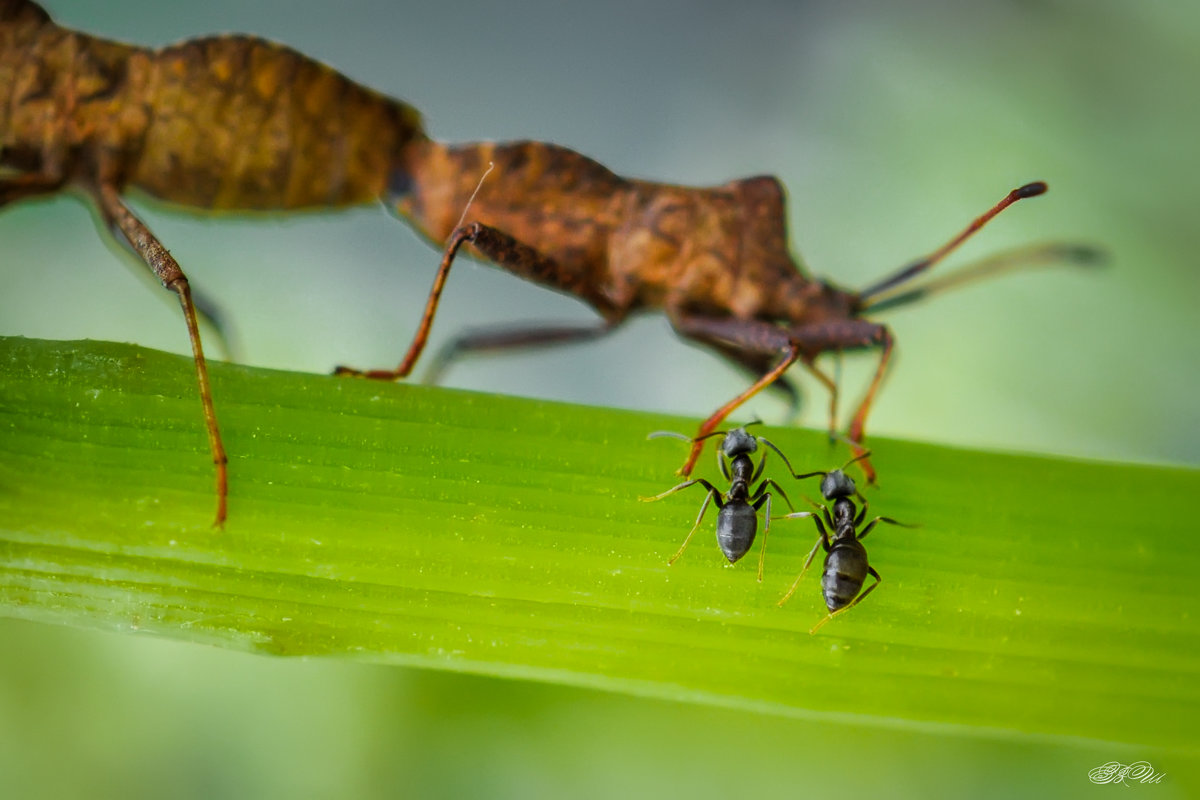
top-left (642, 424), bottom-right (803, 582)
top-left (779, 453), bottom-right (911, 634)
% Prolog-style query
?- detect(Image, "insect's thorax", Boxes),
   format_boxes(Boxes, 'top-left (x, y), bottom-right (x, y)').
top-left (832, 498), bottom-right (858, 533)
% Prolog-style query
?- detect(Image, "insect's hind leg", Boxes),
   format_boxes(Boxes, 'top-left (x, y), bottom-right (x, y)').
top-left (421, 320), bottom-right (618, 385)
top-left (3, 173), bottom-right (235, 361)
top-left (96, 210), bottom-right (240, 362)
top-left (90, 183), bottom-right (228, 526)
top-left (810, 567), bottom-right (881, 635)
top-left (0, 173), bottom-right (65, 207)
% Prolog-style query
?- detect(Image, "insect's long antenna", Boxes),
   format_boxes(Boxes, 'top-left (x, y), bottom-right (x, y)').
top-left (857, 182), bottom-right (1048, 304)
top-left (863, 242), bottom-right (1104, 313)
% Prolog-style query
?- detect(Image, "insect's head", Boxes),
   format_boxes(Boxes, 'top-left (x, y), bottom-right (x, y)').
top-left (819, 469), bottom-right (856, 501)
top-left (795, 450), bottom-right (871, 500)
top-left (720, 427), bottom-right (759, 458)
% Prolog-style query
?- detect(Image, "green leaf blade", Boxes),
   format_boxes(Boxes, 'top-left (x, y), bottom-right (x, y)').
top-left (1, 335), bottom-right (1196, 752)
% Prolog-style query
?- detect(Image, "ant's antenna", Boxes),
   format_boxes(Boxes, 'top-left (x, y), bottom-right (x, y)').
top-left (791, 450), bottom-right (873, 481)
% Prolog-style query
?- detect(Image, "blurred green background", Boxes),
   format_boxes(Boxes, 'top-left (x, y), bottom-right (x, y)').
top-left (1, 0), bottom-right (1196, 796)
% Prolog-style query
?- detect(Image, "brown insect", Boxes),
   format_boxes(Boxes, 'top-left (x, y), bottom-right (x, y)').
top-left (1, 1), bottom-right (1095, 525)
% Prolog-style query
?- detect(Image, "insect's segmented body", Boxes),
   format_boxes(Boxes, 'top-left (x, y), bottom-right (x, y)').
top-left (2, 1), bottom-right (1085, 523)
top-left (778, 462), bottom-right (907, 634)
top-left (642, 425), bottom-right (805, 581)
top-left (392, 140), bottom-right (855, 328)
top-left (815, 482), bottom-right (873, 613)
top-left (0, 0), bottom-right (425, 209)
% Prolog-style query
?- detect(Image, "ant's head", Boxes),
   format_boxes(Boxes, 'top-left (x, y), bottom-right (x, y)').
top-left (796, 450), bottom-right (870, 500)
top-left (720, 426), bottom-right (759, 458)
top-left (819, 469), bottom-right (857, 501)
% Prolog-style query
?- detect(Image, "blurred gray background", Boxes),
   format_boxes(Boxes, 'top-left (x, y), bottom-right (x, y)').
top-left (2, 1), bottom-right (1197, 797)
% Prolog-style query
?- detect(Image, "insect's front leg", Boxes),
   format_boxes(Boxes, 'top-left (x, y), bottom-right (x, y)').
top-left (685, 331), bottom-right (803, 416)
top-left (640, 478), bottom-right (724, 566)
top-left (750, 479), bottom-right (796, 582)
top-left (670, 315), bottom-right (802, 476)
top-left (681, 315), bottom-right (893, 481)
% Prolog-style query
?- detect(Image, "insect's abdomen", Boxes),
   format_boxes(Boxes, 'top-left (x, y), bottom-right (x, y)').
top-left (131, 36), bottom-right (426, 210)
top-left (822, 541), bottom-right (868, 611)
top-left (716, 503), bottom-right (757, 564)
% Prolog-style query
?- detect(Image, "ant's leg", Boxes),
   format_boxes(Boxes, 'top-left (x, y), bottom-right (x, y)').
top-left (640, 477), bottom-right (720, 504)
top-left (777, 513), bottom-right (828, 607)
top-left (755, 479), bottom-right (795, 513)
top-left (422, 321), bottom-right (617, 384)
top-left (188, 288), bottom-right (239, 363)
top-left (751, 482), bottom-right (798, 582)
top-left (640, 479), bottom-right (723, 565)
top-left (755, 492), bottom-right (773, 582)
top-left (857, 515), bottom-right (910, 541)
top-left (855, 496), bottom-right (870, 526)
top-left (816, 501), bottom-right (835, 532)
top-left (91, 184), bottom-right (227, 527)
top-left (668, 490), bottom-right (717, 566)
top-left (810, 567), bottom-right (881, 634)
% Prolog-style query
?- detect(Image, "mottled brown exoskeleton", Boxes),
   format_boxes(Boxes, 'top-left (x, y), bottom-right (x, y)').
top-left (1, 0), bottom-right (424, 524)
top-left (1, 0), bottom-right (1095, 524)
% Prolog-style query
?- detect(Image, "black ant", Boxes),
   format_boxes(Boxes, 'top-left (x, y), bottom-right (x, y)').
top-left (641, 424), bottom-right (802, 582)
top-left (778, 453), bottom-right (911, 634)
